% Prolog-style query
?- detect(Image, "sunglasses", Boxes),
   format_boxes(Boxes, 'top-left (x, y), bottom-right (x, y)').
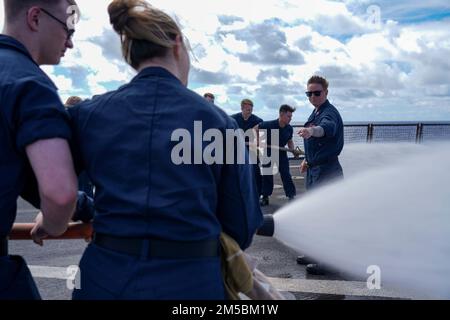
top-left (305, 91), bottom-right (322, 97)
top-left (40, 8), bottom-right (75, 41)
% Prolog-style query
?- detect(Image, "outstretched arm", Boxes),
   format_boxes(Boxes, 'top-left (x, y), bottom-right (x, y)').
top-left (26, 138), bottom-right (78, 243)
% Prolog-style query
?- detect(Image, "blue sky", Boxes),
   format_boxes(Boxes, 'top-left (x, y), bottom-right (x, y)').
top-left (1, 0), bottom-right (450, 123)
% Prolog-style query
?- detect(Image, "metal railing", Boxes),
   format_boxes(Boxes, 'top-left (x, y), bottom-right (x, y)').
top-left (292, 122), bottom-right (450, 145)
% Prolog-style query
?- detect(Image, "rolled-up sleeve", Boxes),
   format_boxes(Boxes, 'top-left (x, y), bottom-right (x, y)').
top-left (319, 113), bottom-right (338, 138)
top-left (12, 77), bottom-right (71, 152)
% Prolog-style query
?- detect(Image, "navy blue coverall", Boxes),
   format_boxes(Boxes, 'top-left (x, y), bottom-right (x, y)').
top-left (69, 67), bottom-right (263, 300)
top-left (303, 100), bottom-right (344, 190)
top-left (230, 113), bottom-right (263, 195)
top-left (259, 119), bottom-right (296, 198)
top-left (0, 35), bottom-right (72, 299)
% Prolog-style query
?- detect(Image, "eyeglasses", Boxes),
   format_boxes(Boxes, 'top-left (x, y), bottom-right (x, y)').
top-left (305, 91), bottom-right (322, 97)
top-left (40, 8), bottom-right (75, 41)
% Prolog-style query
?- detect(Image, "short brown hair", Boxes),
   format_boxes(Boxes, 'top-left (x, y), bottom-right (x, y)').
top-left (307, 75), bottom-right (329, 91)
top-left (108, 0), bottom-right (184, 70)
top-left (65, 96), bottom-right (83, 107)
top-left (279, 104), bottom-right (296, 113)
top-left (4, 0), bottom-right (75, 20)
top-left (204, 93), bottom-right (214, 99)
top-left (241, 99), bottom-right (253, 107)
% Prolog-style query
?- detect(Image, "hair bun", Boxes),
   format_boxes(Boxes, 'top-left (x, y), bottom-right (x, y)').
top-left (106, 0), bottom-right (183, 69)
top-left (108, 0), bottom-right (138, 34)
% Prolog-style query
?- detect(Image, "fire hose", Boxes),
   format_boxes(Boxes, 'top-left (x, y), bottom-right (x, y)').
top-left (9, 214), bottom-right (274, 241)
top-left (9, 222), bottom-right (93, 240)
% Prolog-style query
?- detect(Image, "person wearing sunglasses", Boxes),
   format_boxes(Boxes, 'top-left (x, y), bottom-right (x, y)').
top-left (0, 0), bottom-right (80, 299)
top-left (297, 76), bottom-right (344, 275)
top-left (298, 75), bottom-right (344, 190)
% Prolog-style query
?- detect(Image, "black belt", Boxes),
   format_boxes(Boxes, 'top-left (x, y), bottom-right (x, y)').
top-left (0, 236), bottom-right (7, 257)
top-left (308, 156), bottom-right (339, 168)
top-left (93, 233), bottom-right (220, 259)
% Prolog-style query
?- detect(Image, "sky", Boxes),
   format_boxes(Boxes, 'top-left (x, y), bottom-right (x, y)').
top-left (1, 0), bottom-right (450, 123)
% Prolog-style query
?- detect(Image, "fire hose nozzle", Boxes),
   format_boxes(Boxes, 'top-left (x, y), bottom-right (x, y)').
top-left (256, 214), bottom-right (274, 237)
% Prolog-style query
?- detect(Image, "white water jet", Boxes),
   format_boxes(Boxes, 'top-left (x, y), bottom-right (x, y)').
top-left (274, 142), bottom-right (450, 298)
top-left (340, 142), bottom-right (431, 178)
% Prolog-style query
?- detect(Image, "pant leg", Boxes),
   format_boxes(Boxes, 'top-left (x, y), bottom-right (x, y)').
top-left (72, 243), bottom-right (136, 300)
top-left (127, 258), bottom-right (226, 300)
top-left (261, 163), bottom-right (274, 197)
top-left (306, 161), bottom-right (343, 191)
top-left (72, 275), bottom-right (116, 300)
top-left (306, 167), bottom-right (316, 191)
top-left (278, 154), bottom-right (296, 197)
top-left (253, 163), bottom-right (262, 196)
top-left (324, 161), bottom-right (344, 181)
top-left (73, 243), bottom-right (226, 300)
top-left (0, 255), bottom-right (41, 300)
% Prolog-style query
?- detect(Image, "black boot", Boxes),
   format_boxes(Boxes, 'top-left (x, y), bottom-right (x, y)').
top-left (296, 255), bottom-right (315, 265)
top-left (260, 196), bottom-right (269, 207)
top-left (306, 263), bottom-right (327, 275)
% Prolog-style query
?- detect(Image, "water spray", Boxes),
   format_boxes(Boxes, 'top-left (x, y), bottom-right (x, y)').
top-left (256, 143), bottom-right (450, 299)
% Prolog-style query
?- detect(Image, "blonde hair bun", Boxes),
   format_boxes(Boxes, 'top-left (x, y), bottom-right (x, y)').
top-left (107, 0), bottom-right (184, 69)
top-left (108, 0), bottom-right (146, 35)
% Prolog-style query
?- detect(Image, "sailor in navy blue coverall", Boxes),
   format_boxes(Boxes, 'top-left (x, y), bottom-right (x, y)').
top-left (299, 76), bottom-right (344, 191)
top-left (297, 76), bottom-right (344, 276)
top-left (0, 1), bottom-right (82, 299)
top-left (259, 105), bottom-right (297, 206)
top-left (65, 97), bottom-right (94, 198)
top-left (70, 1), bottom-right (262, 300)
top-left (231, 99), bottom-right (263, 195)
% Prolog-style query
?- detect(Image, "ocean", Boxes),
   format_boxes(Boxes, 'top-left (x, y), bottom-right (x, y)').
top-left (290, 121), bottom-right (450, 149)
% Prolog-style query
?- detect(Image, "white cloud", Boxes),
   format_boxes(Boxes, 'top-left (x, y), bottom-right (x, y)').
top-left (0, 1), bottom-right (4, 31)
top-left (41, 66), bottom-right (74, 96)
top-left (221, 34), bottom-right (249, 55)
top-left (1, 0), bottom-right (449, 121)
